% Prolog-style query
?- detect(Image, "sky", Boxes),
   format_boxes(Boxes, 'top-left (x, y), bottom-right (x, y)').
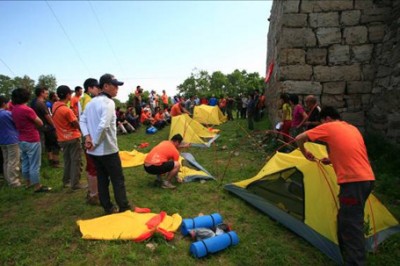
top-left (0, 1), bottom-right (272, 102)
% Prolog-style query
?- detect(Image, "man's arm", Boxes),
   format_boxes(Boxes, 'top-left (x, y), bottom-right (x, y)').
top-left (296, 132), bottom-right (315, 161)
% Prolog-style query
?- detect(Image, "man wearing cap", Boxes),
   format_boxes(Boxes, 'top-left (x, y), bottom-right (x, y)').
top-left (78, 78), bottom-right (101, 205)
top-left (80, 73), bottom-right (131, 214)
top-left (52, 85), bottom-right (85, 190)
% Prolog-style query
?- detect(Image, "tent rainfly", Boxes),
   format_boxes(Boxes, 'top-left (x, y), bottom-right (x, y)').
top-left (169, 114), bottom-right (219, 147)
top-left (224, 142), bottom-right (400, 264)
top-left (193, 104), bottom-right (227, 125)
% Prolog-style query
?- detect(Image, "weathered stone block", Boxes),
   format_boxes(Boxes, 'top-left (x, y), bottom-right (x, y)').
top-left (361, 94), bottom-right (372, 105)
top-left (362, 64), bottom-right (376, 81)
top-left (372, 86), bottom-right (383, 94)
top-left (314, 65), bottom-right (361, 81)
top-left (281, 28), bottom-right (317, 48)
top-left (355, 0), bottom-right (374, 10)
top-left (361, 7), bottom-right (392, 23)
top-left (328, 44), bottom-right (350, 64)
top-left (368, 24), bottom-right (386, 43)
top-left (375, 77), bottom-right (391, 88)
top-left (306, 48), bottom-right (327, 65)
top-left (343, 26), bottom-right (368, 45)
top-left (281, 81), bottom-right (322, 95)
top-left (347, 81), bottom-right (373, 94)
top-left (283, 0), bottom-right (300, 13)
top-left (344, 95), bottom-right (363, 111)
top-left (342, 111), bottom-right (365, 126)
top-left (323, 81), bottom-right (346, 94)
top-left (301, 0), bottom-right (353, 13)
top-left (309, 12), bottom-right (339, 28)
top-left (377, 65), bottom-right (393, 78)
top-left (280, 65), bottom-right (313, 80)
top-left (279, 49), bottom-right (305, 65)
top-left (352, 44), bottom-right (373, 63)
top-left (316, 27), bottom-right (341, 47)
top-left (340, 10), bottom-right (361, 26)
top-left (282, 14), bottom-right (308, 27)
top-left (321, 94), bottom-right (345, 108)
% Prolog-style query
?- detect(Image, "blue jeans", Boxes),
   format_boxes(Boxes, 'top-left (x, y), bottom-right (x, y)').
top-left (19, 141), bottom-right (41, 185)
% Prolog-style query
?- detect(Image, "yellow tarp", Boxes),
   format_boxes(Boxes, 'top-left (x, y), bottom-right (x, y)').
top-left (119, 149), bottom-right (147, 168)
top-left (193, 104), bottom-right (227, 125)
top-left (77, 211), bottom-right (182, 241)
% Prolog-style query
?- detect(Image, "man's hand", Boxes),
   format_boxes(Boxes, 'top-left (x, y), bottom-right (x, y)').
top-left (320, 157), bottom-right (331, 165)
top-left (304, 151), bottom-right (315, 161)
top-left (84, 135), bottom-right (95, 151)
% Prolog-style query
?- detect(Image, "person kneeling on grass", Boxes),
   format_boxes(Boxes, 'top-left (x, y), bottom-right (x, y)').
top-left (143, 134), bottom-right (189, 189)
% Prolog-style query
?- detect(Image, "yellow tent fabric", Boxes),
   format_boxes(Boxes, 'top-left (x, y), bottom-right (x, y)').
top-left (119, 149), bottom-right (147, 168)
top-left (225, 142), bottom-right (400, 264)
top-left (77, 211), bottom-right (182, 241)
top-left (193, 104), bottom-right (227, 125)
top-left (169, 114), bottom-right (219, 147)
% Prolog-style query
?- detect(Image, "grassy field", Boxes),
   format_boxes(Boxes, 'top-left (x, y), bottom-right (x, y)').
top-left (0, 115), bottom-right (399, 265)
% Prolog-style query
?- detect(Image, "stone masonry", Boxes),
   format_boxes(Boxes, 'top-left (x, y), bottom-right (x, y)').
top-left (265, 0), bottom-right (400, 143)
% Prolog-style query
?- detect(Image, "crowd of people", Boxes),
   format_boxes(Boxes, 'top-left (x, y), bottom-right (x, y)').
top-left (0, 76), bottom-right (376, 264)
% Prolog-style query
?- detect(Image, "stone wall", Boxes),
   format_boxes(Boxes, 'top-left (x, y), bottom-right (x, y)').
top-left (266, 0), bottom-right (400, 142)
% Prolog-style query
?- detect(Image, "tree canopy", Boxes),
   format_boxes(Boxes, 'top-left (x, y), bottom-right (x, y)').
top-left (177, 68), bottom-right (264, 98)
top-left (0, 74), bottom-right (56, 98)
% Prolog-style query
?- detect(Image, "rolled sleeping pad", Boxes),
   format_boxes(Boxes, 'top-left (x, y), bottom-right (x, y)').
top-left (190, 231), bottom-right (239, 258)
top-left (181, 213), bottom-right (223, 236)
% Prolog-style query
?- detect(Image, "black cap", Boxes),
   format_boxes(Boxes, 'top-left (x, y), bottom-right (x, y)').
top-left (56, 85), bottom-right (72, 100)
top-left (99, 73), bottom-right (124, 89)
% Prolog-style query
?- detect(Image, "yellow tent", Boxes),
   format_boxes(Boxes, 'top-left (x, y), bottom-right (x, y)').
top-left (225, 142), bottom-right (400, 264)
top-left (193, 104), bottom-right (227, 125)
top-left (169, 114), bottom-right (219, 147)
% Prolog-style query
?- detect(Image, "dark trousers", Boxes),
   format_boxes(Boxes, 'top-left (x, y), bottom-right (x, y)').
top-left (58, 138), bottom-right (82, 188)
top-left (338, 181), bottom-right (374, 266)
top-left (90, 152), bottom-right (130, 213)
top-left (247, 112), bottom-right (254, 130)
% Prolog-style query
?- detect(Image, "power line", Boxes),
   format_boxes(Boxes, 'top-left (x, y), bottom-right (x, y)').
top-left (45, 1), bottom-right (91, 76)
top-left (88, 1), bottom-right (126, 77)
top-left (0, 58), bottom-right (16, 76)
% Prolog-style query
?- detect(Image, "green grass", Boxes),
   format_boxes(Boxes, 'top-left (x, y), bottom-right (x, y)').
top-left (0, 115), bottom-right (399, 265)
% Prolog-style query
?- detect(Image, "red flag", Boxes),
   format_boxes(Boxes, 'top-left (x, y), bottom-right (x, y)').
top-left (264, 62), bottom-right (274, 83)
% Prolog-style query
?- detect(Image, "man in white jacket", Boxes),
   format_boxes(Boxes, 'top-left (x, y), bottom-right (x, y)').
top-left (80, 73), bottom-right (131, 214)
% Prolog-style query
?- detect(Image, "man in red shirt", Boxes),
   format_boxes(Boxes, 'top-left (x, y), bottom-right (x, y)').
top-left (144, 134), bottom-right (189, 189)
top-left (170, 102), bottom-right (190, 117)
top-left (296, 106), bottom-right (375, 265)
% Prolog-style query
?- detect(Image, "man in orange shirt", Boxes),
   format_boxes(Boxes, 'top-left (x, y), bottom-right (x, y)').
top-left (152, 107), bottom-right (166, 129)
top-left (53, 85), bottom-right (86, 190)
top-left (170, 101), bottom-right (190, 117)
top-left (296, 106), bottom-right (375, 266)
top-left (144, 134), bottom-right (189, 189)
top-left (161, 90), bottom-right (169, 109)
top-left (70, 86), bottom-right (83, 118)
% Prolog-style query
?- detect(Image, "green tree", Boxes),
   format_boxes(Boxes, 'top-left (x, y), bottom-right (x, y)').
top-left (14, 75), bottom-right (35, 92)
top-left (0, 74), bottom-right (15, 97)
top-left (37, 74), bottom-right (57, 91)
top-left (210, 71), bottom-right (229, 97)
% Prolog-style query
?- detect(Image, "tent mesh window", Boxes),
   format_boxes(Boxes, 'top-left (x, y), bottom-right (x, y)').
top-left (247, 168), bottom-right (305, 220)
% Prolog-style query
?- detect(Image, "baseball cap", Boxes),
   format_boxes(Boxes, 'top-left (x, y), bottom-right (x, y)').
top-left (99, 73), bottom-right (124, 89)
top-left (56, 85), bottom-right (72, 99)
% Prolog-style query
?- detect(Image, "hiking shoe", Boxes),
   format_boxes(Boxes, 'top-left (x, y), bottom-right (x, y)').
top-left (34, 185), bottom-right (52, 193)
top-left (86, 195), bottom-right (100, 206)
top-left (105, 206), bottom-right (119, 215)
top-left (161, 180), bottom-right (176, 189)
top-left (72, 183), bottom-right (88, 190)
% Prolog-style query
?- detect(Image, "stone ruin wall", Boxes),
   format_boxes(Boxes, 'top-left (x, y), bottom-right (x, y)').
top-left (265, 0), bottom-right (400, 143)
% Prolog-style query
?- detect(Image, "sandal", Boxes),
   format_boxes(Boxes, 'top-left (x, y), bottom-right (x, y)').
top-left (34, 185), bottom-right (52, 193)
